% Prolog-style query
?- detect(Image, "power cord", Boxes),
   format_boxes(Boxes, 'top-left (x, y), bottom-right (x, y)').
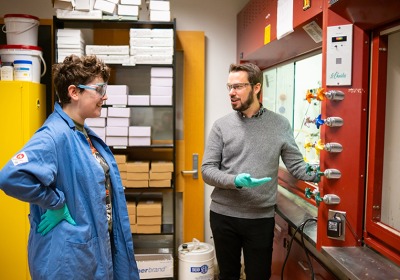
top-left (333, 212), bottom-right (362, 244)
top-left (281, 217), bottom-right (318, 280)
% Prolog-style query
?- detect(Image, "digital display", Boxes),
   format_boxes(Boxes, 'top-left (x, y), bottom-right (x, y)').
top-left (332, 36), bottom-right (347, 43)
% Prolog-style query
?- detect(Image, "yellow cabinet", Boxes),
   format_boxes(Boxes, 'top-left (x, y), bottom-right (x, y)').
top-left (0, 81), bottom-right (46, 280)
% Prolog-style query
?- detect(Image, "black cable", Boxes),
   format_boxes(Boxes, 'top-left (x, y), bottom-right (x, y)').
top-left (280, 217), bottom-right (318, 280)
top-left (333, 213), bottom-right (361, 244)
top-left (300, 218), bottom-right (318, 280)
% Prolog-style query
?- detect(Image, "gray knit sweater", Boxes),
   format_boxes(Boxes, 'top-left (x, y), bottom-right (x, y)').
top-left (201, 109), bottom-right (317, 219)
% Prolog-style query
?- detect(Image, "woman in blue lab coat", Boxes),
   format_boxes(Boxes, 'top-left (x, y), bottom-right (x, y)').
top-left (0, 55), bottom-right (139, 279)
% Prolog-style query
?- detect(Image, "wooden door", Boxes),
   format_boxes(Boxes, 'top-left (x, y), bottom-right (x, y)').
top-left (175, 31), bottom-right (205, 242)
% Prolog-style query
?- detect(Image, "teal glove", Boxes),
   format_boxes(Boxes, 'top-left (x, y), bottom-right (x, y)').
top-left (37, 204), bottom-right (76, 235)
top-left (234, 173), bottom-right (272, 188)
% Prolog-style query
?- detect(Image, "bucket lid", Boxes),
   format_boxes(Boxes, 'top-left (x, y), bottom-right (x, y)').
top-left (0, 44), bottom-right (42, 51)
top-left (178, 241), bottom-right (214, 260)
top-left (4, 14), bottom-right (40, 21)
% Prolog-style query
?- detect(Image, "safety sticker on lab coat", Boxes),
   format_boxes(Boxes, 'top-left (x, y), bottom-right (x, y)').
top-left (12, 152), bottom-right (29, 165)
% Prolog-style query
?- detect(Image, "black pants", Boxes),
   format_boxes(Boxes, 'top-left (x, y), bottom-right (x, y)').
top-left (210, 211), bottom-right (275, 280)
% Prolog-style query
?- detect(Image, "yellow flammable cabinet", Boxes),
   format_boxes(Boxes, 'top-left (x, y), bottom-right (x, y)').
top-left (0, 81), bottom-right (46, 280)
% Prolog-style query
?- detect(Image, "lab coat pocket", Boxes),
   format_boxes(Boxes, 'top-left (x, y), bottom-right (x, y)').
top-left (61, 236), bottom-right (106, 279)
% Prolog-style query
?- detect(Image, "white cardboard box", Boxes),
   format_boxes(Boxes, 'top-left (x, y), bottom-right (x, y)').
top-left (134, 55), bottom-right (173, 65)
top-left (86, 117), bottom-right (106, 127)
top-left (136, 254), bottom-right (173, 279)
top-left (121, 0), bottom-right (141, 4)
top-left (75, 0), bottom-right (92, 11)
top-left (118, 4), bottom-right (139, 16)
top-left (150, 95), bottom-right (172, 105)
top-left (108, 107), bottom-right (131, 118)
top-left (150, 86), bottom-right (173, 96)
top-left (151, 67), bottom-right (173, 77)
top-left (57, 28), bottom-right (83, 36)
top-left (151, 77), bottom-right (173, 87)
top-left (130, 46), bottom-right (173, 56)
top-left (94, 0), bottom-right (116, 15)
top-left (129, 37), bottom-right (173, 47)
top-left (129, 28), bottom-right (173, 38)
top-left (106, 126), bottom-right (129, 136)
top-left (53, 0), bottom-right (74, 10)
top-left (57, 35), bottom-right (84, 45)
top-left (128, 95), bottom-right (150, 106)
top-left (129, 137), bottom-right (151, 146)
top-left (149, 0), bottom-right (170, 11)
top-left (56, 8), bottom-right (103, 20)
top-left (106, 136), bottom-right (128, 146)
top-left (90, 127), bottom-right (106, 138)
top-left (96, 54), bottom-right (131, 64)
top-left (129, 126), bottom-right (151, 137)
top-left (149, 10), bottom-right (170, 22)
top-left (107, 85), bottom-right (129, 95)
top-left (106, 95), bottom-right (128, 106)
top-left (100, 108), bottom-right (108, 117)
top-left (86, 45), bottom-right (130, 55)
top-left (107, 117), bottom-right (130, 126)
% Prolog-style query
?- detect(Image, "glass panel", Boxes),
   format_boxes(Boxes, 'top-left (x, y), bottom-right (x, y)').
top-left (263, 68), bottom-right (277, 112)
top-left (276, 63), bottom-right (295, 126)
top-left (262, 53), bottom-right (322, 168)
top-left (293, 54), bottom-right (322, 164)
top-left (381, 30), bottom-right (400, 231)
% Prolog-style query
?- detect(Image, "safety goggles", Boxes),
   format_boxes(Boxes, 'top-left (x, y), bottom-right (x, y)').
top-left (77, 83), bottom-right (107, 97)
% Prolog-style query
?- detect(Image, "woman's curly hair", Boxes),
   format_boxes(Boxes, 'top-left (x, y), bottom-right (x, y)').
top-left (52, 55), bottom-right (111, 105)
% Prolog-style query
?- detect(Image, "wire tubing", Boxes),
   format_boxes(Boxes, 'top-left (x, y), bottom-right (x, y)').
top-left (280, 218), bottom-right (318, 280)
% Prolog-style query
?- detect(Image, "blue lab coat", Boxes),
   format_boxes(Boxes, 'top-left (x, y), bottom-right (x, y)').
top-left (0, 103), bottom-right (139, 279)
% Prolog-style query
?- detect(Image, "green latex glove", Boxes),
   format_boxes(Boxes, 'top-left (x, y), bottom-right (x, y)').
top-left (37, 204), bottom-right (76, 236)
top-left (234, 173), bottom-right (272, 188)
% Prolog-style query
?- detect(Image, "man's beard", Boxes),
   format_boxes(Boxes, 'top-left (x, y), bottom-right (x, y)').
top-left (232, 90), bottom-right (254, 112)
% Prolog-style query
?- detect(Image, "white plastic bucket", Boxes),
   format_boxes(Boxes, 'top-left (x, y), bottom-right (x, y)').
top-left (0, 45), bottom-right (46, 83)
top-left (178, 239), bottom-right (215, 280)
top-left (2, 14), bottom-right (39, 46)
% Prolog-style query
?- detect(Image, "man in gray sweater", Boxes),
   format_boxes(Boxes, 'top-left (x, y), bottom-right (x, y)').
top-left (201, 63), bottom-right (317, 280)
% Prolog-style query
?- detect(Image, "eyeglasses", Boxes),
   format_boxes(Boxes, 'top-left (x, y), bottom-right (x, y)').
top-left (226, 83), bottom-right (253, 91)
top-left (77, 83), bottom-right (107, 97)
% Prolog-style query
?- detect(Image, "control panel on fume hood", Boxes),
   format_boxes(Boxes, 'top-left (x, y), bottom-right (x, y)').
top-left (326, 24), bottom-right (353, 86)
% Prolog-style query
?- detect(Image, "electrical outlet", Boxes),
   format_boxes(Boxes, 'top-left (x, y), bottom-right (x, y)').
top-left (327, 210), bottom-right (346, 241)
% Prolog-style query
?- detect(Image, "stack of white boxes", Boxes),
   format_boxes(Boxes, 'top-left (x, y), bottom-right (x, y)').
top-left (118, 0), bottom-right (141, 18)
top-left (86, 45), bottom-right (130, 65)
top-left (129, 28), bottom-right (174, 65)
top-left (86, 107), bottom-right (107, 141)
top-left (150, 67), bottom-right (173, 105)
top-left (149, 0), bottom-right (170, 22)
top-left (105, 85), bottom-right (130, 147)
top-left (53, 0), bottom-right (103, 19)
top-left (129, 126), bottom-right (151, 146)
top-left (56, 29), bottom-right (86, 62)
top-left (53, 0), bottom-right (142, 20)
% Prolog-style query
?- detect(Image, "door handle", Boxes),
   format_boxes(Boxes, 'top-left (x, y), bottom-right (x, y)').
top-left (181, 153), bottom-right (198, 179)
